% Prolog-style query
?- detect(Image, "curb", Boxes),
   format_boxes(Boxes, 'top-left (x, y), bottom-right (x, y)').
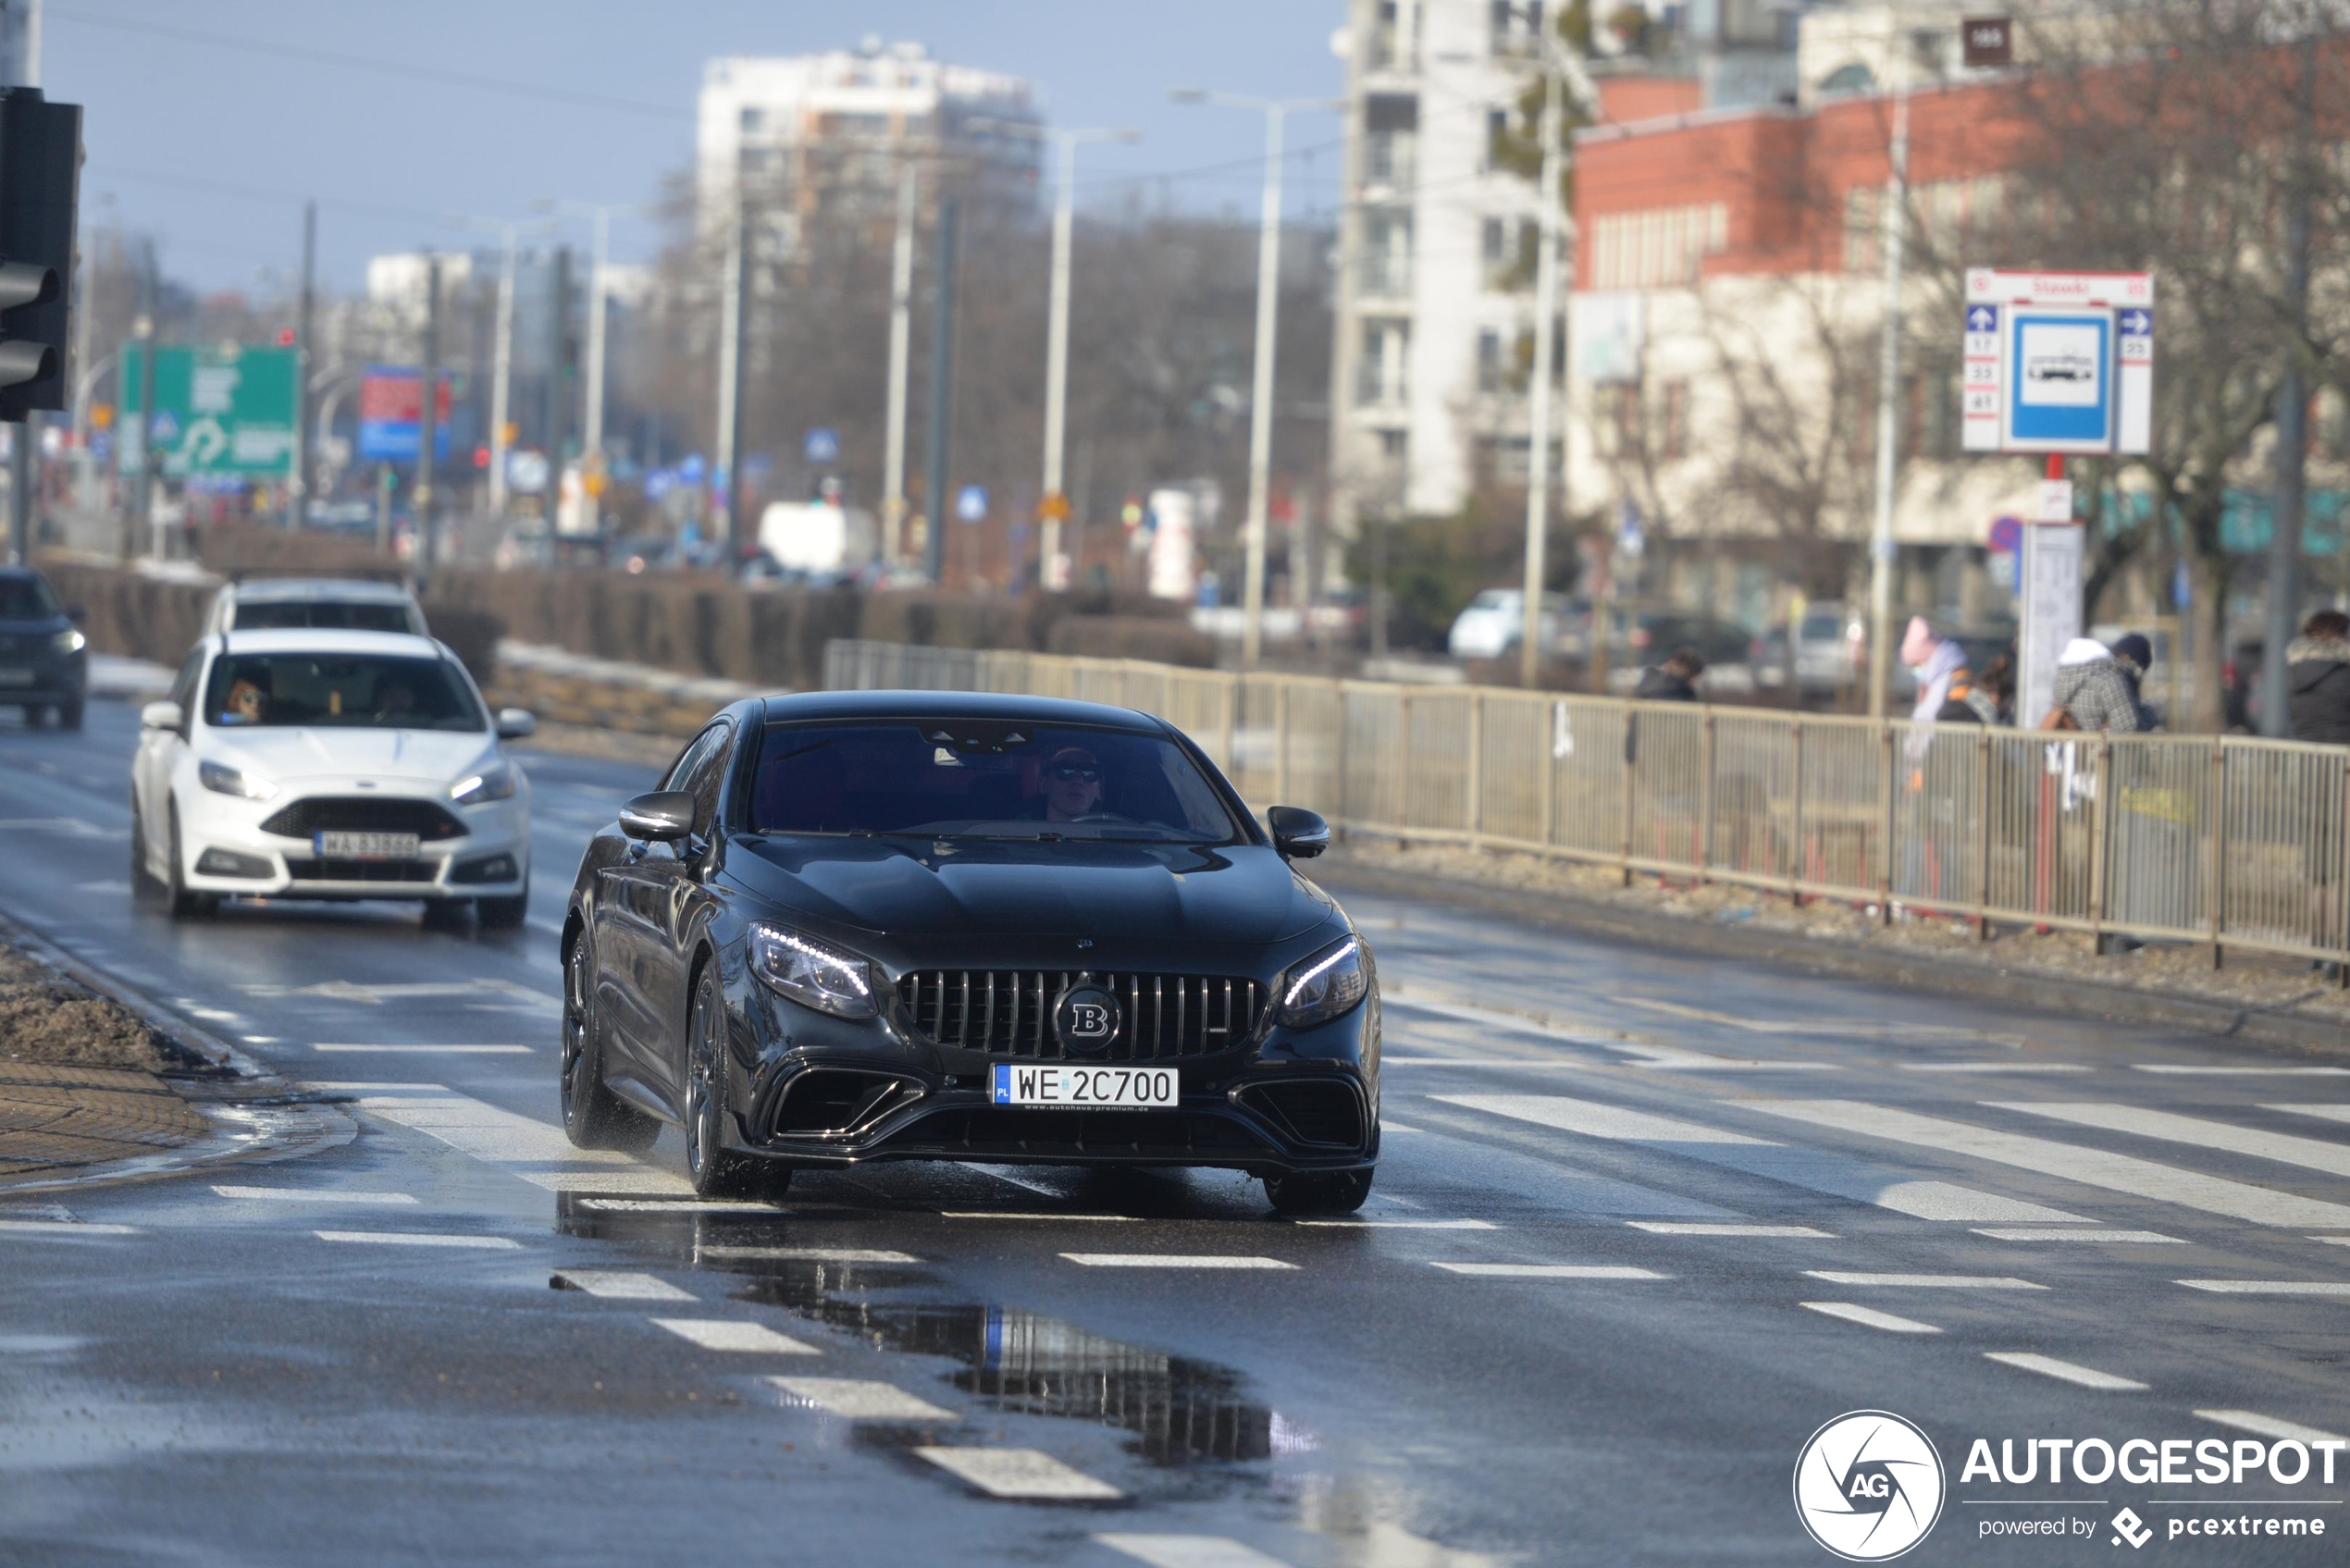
top-left (1313, 853), bottom-right (2350, 1058)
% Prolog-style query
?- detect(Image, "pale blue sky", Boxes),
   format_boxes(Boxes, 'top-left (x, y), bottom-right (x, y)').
top-left (43, 0), bottom-right (1346, 293)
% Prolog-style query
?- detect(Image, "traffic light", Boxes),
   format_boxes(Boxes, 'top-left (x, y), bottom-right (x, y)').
top-left (0, 88), bottom-right (79, 424)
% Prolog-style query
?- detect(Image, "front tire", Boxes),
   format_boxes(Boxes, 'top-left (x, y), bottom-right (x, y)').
top-left (476, 876), bottom-right (529, 931)
top-left (684, 960), bottom-right (769, 1198)
top-left (130, 798), bottom-right (161, 895)
top-left (165, 808), bottom-right (216, 920)
top-left (56, 698), bottom-right (82, 731)
top-left (559, 929), bottom-right (659, 1154)
top-left (1264, 1168), bottom-right (1374, 1216)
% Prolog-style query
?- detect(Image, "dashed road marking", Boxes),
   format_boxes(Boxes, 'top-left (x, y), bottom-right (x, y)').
top-left (315, 1230), bottom-right (520, 1250)
top-left (1289, 1217), bottom-right (1496, 1230)
top-left (1095, 1535), bottom-right (1295, 1568)
top-left (523, 1170), bottom-right (698, 1195)
top-left (576, 1198), bottom-right (788, 1214)
top-left (940, 1212), bottom-right (1136, 1222)
top-left (1800, 1302), bottom-right (1941, 1334)
top-left (1435, 1093), bottom-right (1771, 1144)
top-left (2134, 1065), bottom-right (2350, 1076)
top-left (914, 1446), bottom-right (1123, 1500)
top-left (2196, 1410), bottom-right (2347, 1444)
top-left (0, 1219), bottom-right (141, 1236)
top-left (769, 1377), bottom-right (956, 1421)
top-left (1804, 1272), bottom-right (2046, 1290)
top-left (550, 1270), bottom-right (696, 1301)
top-left (1998, 1102), bottom-right (2350, 1182)
top-left (1749, 1099), bottom-right (2350, 1229)
top-left (700, 1246), bottom-right (921, 1264)
top-left (650, 1318), bottom-right (819, 1354)
top-left (1972, 1227), bottom-right (2183, 1243)
top-left (1430, 1263), bottom-right (1666, 1279)
top-left (1899, 1062), bottom-right (2091, 1073)
top-left (1061, 1253), bottom-right (1295, 1270)
top-left (2174, 1280), bottom-right (2350, 1297)
top-left (1985, 1352), bottom-right (2146, 1391)
top-left (1628, 1222), bottom-right (1835, 1238)
top-left (312, 1043), bottom-right (533, 1054)
top-left (212, 1184), bottom-right (417, 1205)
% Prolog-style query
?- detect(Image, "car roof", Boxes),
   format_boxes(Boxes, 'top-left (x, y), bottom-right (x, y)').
top-left (213, 628), bottom-right (448, 658)
top-left (227, 577), bottom-right (416, 603)
top-left (757, 689), bottom-right (1171, 734)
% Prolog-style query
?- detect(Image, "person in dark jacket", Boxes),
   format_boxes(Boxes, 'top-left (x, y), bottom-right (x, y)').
top-left (2109, 632), bottom-right (2161, 731)
top-left (2288, 610), bottom-right (2350, 747)
top-left (1632, 648), bottom-right (1703, 703)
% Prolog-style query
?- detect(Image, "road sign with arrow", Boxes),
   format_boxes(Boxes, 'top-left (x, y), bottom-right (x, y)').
top-left (118, 342), bottom-right (298, 478)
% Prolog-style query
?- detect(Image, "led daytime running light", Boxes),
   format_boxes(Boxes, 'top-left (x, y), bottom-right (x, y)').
top-left (1284, 937), bottom-right (1359, 1008)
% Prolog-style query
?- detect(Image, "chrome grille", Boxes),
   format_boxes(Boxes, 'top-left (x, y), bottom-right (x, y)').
top-left (901, 970), bottom-right (1264, 1060)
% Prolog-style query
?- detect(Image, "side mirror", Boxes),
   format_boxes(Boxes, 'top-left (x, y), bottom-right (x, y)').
top-left (495, 708), bottom-right (537, 741)
top-left (67, 605), bottom-right (86, 623)
top-left (618, 789), bottom-right (697, 843)
top-left (140, 699), bottom-right (183, 732)
top-left (1268, 805), bottom-right (1330, 860)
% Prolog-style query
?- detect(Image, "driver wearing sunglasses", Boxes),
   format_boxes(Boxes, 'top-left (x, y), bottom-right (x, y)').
top-left (1040, 746), bottom-right (1106, 822)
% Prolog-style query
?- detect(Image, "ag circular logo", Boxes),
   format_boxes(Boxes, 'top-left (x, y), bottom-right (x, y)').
top-left (1793, 1411), bottom-right (1946, 1562)
top-left (1054, 983), bottom-right (1121, 1056)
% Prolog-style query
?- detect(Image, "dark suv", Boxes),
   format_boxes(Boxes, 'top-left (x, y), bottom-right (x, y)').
top-left (0, 566), bottom-right (87, 729)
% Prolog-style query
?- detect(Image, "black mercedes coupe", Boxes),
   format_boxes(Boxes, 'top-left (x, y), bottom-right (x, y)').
top-left (558, 691), bottom-right (1380, 1214)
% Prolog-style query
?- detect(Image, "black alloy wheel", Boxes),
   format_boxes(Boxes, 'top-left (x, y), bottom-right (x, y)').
top-left (559, 931), bottom-right (659, 1154)
top-left (684, 961), bottom-right (781, 1199)
top-left (1263, 1168), bottom-right (1374, 1216)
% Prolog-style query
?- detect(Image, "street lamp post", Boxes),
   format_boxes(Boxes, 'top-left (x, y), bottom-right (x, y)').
top-left (1172, 89), bottom-right (1335, 668)
top-left (541, 199), bottom-right (629, 466)
top-left (448, 215), bottom-right (554, 519)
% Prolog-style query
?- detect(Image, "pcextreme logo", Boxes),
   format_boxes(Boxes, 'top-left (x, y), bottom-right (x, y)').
top-left (1795, 1410), bottom-right (1948, 1562)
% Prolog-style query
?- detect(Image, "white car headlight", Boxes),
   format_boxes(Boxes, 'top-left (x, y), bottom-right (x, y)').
top-left (748, 922), bottom-right (877, 1019)
top-left (450, 763), bottom-right (517, 806)
top-left (198, 759), bottom-right (278, 801)
top-left (1276, 934), bottom-right (1370, 1029)
top-left (51, 628), bottom-right (84, 656)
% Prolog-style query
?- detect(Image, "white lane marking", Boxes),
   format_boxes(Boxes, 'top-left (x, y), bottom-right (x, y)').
top-left (551, 1270), bottom-right (696, 1301)
top-left (1433, 1093), bottom-right (1773, 1144)
top-left (1973, 1227), bottom-right (2183, 1243)
top-left (314, 1043), bottom-right (532, 1055)
top-left (314, 1230), bottom-right (522, 1250)
top-left (939, 1212), bottom-right (1136, 1222)
top-left (1379, 1121), bottom-right (1421, 1133)
top-left (1804, 1272), bottom-right (2047, 1290)
top-left (1998, 1102), bottom-right (2350, 1181)
top-left (0, 1219), bottom-right (142, 1236)
top-left (2174, 1280), bottom-right (2350, 1296)
top-left (1060, 1253), bottom-right (1296, 1270)
top-left (1430, 1263), bottom-right (1667, 1279)
top-left (2314, 1236), bottom-right (2350, 1247)
top-left (523, 1170), bottom-right (698, 1194)
top-left (1289, 1217), bottom-right (1496, 1230)
top-left (1985, 1352), bottom-right (2147, 1391)
top-left (769, 1377), bottom-right (956, 1421)
top-left (0, 816), bottom-right (114, 836)
top-left (575, 1213), bottom-right (789, 1222)
top-left (650, 1318), bottom-right (819, 1355)
top-left (212, 1184), bottom-right (417, 1205)
top-left (1747, 1099), bottom-right (2350, 1229)
top-left (1899, 1062), bottom-right (2092, 1074)
top-left (1800, 1302), bottom-right (1941, 1334)
top-left (2134, 1065), bottom-right (2350, 1076)
top-left (2275, 1104), bottom-right (2350, 1129)
top-left (1380, 1058), bottom-right (1587, 1068)
top-left (700, 1246), bottom-right (921, 1264)
top-left (305, 1081), bottom-right (450, 1093)
top-left (1627, 1222), bottom-right (1836, 1238)
top-left (1382, 993), bottom-right (1602, 1042)
top-left (1095, 1535), bottom-right (1295, 1568)
top-left (241, 978), bottom-right (559, 1006)
top-left (971, 1164), bottom-right (1065, 1198)
top-left (358, 1094), bottom-right (638, 1167)
top-left (1867, 1182), bottom-right (2092, 1224)
top-left (914, 1446), bottom-right (1123, 1500)
top-left (1612, 1042), bottom-right (1840, 1072)
top-left (2197, 1410), bottom-right (2348, 1444)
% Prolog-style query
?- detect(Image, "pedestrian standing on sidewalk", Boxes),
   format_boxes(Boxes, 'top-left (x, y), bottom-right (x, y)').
top-left (2288, 610), bottom-right (2350, 746)
top-left (2109, 632), bottom-right (2161, 732)
top-left (2048, 637), bottom-right (2142, 733)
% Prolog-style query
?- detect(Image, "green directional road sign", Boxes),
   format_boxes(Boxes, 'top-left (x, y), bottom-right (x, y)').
top-left (118, 342), bottom-right (298, 478)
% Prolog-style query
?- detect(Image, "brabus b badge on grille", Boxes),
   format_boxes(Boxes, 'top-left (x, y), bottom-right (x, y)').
top-left (1054, 983), bottom-right (1122, 1056)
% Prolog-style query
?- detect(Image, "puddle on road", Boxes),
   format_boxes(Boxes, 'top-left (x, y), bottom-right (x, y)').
top-left (553, 1192), bottom-right (1293, 1469)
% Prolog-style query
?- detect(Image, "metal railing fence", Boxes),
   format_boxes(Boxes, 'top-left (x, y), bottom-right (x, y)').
top-left (822, 640), bottom-right (2350, 969)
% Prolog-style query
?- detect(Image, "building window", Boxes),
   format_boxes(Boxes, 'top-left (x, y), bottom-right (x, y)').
top-left (1487, 108), bottom-right (1510, 168)
top-left (739, 106), bottom-right (765, 133)
top-left (1477, 330), bottom-right (1503, 394)
top-left (1362, 212), bottom-right (1412, 297)
top-left (1482, 216), bottom-right (1506, 265)
top-left (1589, 202), bottom-right (1728, 289)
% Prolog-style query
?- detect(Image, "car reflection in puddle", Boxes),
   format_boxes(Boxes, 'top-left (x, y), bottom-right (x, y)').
top-left (553, 1191), bottom-right (1297, 1470)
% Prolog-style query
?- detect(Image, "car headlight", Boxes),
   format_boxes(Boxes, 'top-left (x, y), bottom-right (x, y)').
top-left (450, 763), bottom-right (517, 805)
top-left (50, 628), bottom-right (84, 656)
top-left (748, 922), bottom-right (877, 1019)
top-left (1276, 934), bottom-right (1369, 1029)
top-left (198, 759), bottom-right (278, 801)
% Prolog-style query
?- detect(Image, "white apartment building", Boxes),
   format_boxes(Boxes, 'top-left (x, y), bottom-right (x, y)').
top-left (696, 40), bottom-right (1041, 239)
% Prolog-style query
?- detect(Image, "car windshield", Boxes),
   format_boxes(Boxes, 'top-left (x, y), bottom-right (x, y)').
top-left (203, 652), bottom-right (484, 731)
top-left (232, 599), bottom-right (415, 633)
top-left (0, 575), bottom-right (59, 619)
top-left (748, 721), bottom-right (1241, 844)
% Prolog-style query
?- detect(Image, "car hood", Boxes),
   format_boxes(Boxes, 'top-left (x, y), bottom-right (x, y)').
top-left (202, 727), bottom-right (500, 786)
top-left (726, 834), bottom-right (1332, 945)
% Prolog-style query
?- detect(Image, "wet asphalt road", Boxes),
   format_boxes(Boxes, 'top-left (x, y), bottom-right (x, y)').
top-left (5, 700), bottom-right (2350, 1567)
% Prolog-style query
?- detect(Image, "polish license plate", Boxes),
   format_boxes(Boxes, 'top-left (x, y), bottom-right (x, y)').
top-left (0, 668), bottom-right (31, 686)
top-left (991, 1063), bottom-right (1179, 1110)
top-left (314, 832), bottom-right (421, 859)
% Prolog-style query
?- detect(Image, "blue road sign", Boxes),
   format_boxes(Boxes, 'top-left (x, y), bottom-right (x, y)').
top-left (803, 426), bottom-right (839, 464)
top-left (1965, 303), bottom-right (1998, 333)
top-left (2119, 308), bottom-right (2151, 338)
top-left (2008, 309), bottom-right (2112, 448)
top-left (956, 484), bottom-right (988, 523)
